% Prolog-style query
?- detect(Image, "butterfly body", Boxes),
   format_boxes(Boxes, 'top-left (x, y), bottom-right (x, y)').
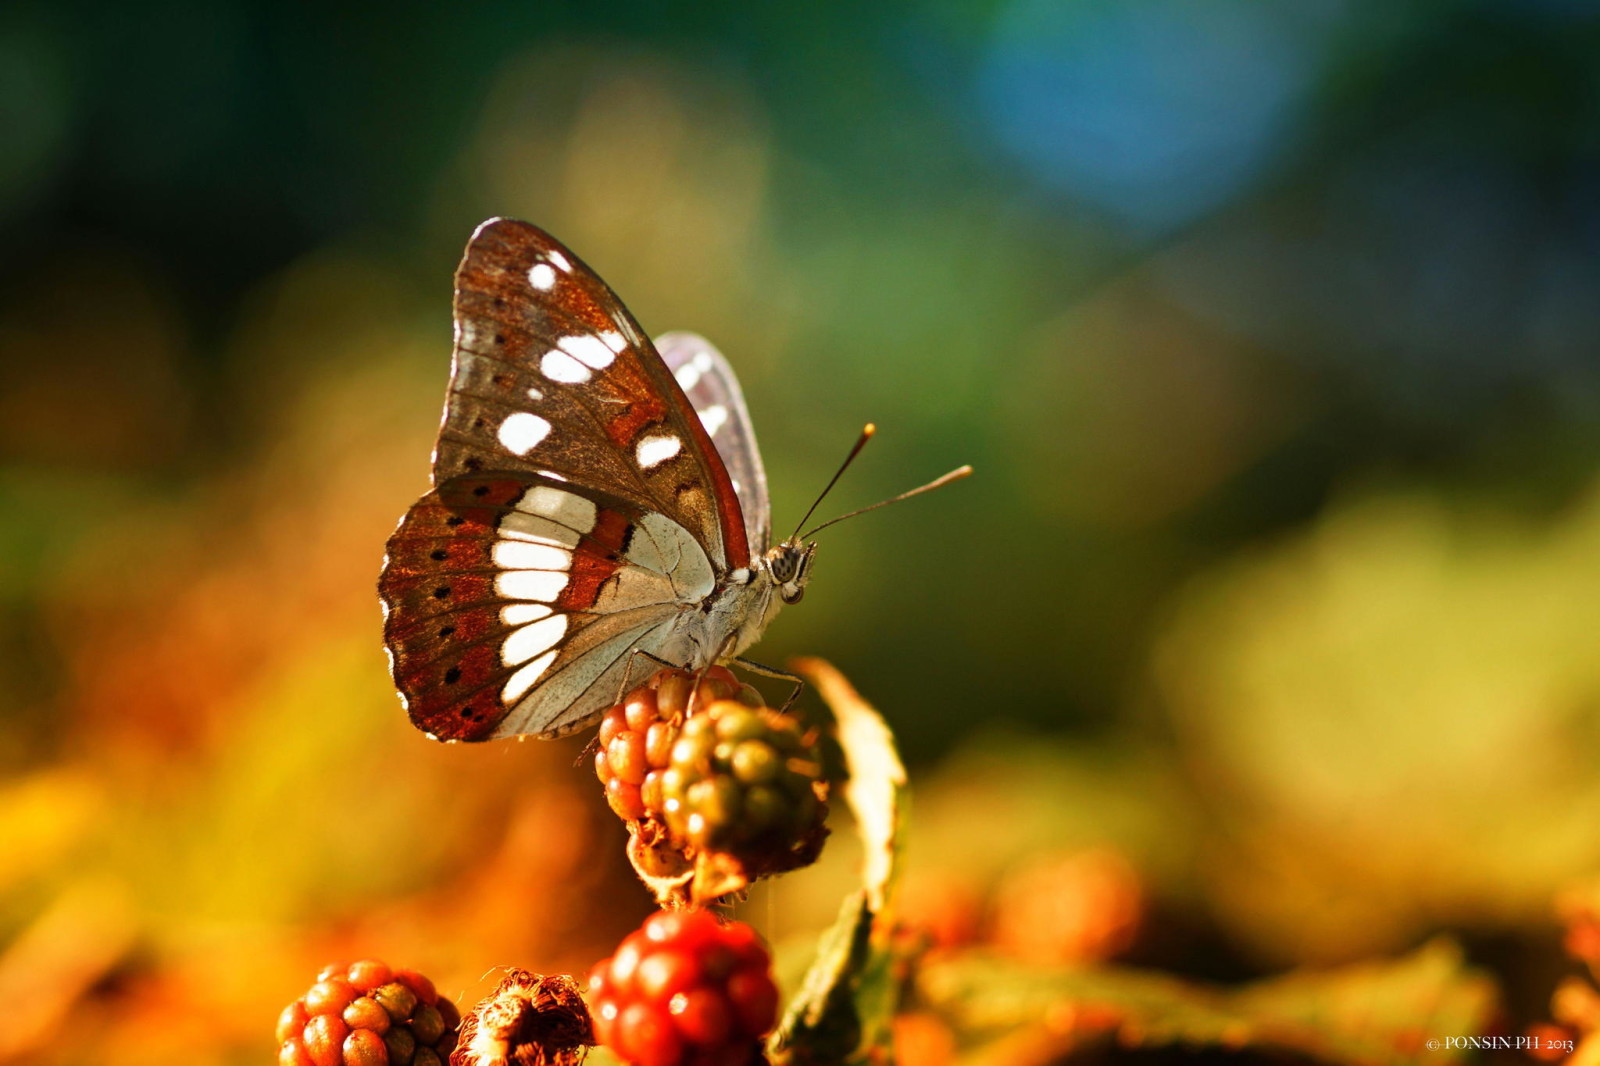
top-left (380, 219), bottom-right (811, 742)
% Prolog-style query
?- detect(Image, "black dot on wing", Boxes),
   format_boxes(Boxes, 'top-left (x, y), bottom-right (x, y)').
top-left (438, 625), bottom-right (455, 638)
top-left (493, 373), bottom-right (513, 387)
top-left (444, 666), bottom-right (462, 684)
top-left (473, 485), bottom-right (490, 497)
top-left (473, 416), bottom-right (488, 429)
top-left (446, 516), bottom-right (465, 527)
top-left (433, 586), bottom-right (451, 599)
top-left (430, 549), bottom-right (448, 561)
top-left (465, 458), bottom-right (483, 471)
top-left (494, 333), bottom-right (505, 346)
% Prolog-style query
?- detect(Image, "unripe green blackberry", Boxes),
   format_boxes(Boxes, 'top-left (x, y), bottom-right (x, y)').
top-left (661, 699), bottom-right (826, 862)
top-left (594, 667), bottom-right (761, 828)
top-left (277, 959), bottom-right (460, 1066)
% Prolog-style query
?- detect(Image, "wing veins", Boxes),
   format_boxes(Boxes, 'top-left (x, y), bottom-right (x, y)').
top-left (507, 614), bottom-right (678, 732)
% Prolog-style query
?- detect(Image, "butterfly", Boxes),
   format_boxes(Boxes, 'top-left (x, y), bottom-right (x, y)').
top-left (380, 218), bottom-right (967, 742)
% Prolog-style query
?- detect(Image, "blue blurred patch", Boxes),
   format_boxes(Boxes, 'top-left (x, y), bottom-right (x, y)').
top-left (978, 0), bottom-right (1329, 233)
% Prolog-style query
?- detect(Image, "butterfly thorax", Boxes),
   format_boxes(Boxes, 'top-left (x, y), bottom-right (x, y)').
top-left (679, 541), bottom-right (814, 668)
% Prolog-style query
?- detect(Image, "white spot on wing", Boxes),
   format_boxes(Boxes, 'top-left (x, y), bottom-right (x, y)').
top-left (492, 540), bottom-right (572, 571)
top-left (559, 334), bottom-right (616, 370)
top-left (527, 386), bottom-right (543, 401)
top-left (528, 263), bottom-right (557, 290)
top-left (501, 614), bottom-right (568, 666)
top-left (501, 603), bottom-right (553, 625)
top-left (516, 485), bottom-right (597, 531)
top-left (698, 403), bottom-right (728, 437)
top-left (675, 359), bottom-right (703, 391)
top-left (497, 412), bottom-right (551, 456)
top-left (496, 570), bottom-right (567, 602)
top-left (540, 349), bottom-right (591, 383)
top-left (635, 434), bottom-right (682, 469)
top-left (548, 249), bottom-right (571, 272)
top-left (600, 330), bottom-right (626, 353)
top-left (502, 650), bottom-right (558, 703)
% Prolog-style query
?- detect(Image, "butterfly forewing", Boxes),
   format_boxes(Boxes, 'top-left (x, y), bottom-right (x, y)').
top-left (380, 219), bottom-right (782, 741)
top-left (435, 219), bottom-right (749, 571)
top-left (655, 331), bottom-right (772, 556)
top-left (380, 472), bottom-right (715, 739)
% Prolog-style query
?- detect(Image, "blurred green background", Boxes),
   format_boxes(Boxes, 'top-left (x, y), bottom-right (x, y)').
top-left (4, 1), bottom-right (1600, 1062)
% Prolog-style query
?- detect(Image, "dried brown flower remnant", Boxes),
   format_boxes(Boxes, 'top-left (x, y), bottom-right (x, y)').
top-left (451, 971), bottom-right (592, 1066)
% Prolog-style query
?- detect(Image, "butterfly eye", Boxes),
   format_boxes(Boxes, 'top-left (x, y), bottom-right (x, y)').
top-left (782, 587), bottom-right (805, 605)
top-left (767, 550), bottom-right (797, 584)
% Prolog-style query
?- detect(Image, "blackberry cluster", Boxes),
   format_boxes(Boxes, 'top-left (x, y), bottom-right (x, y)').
top-left (661, 700), bottom-right (823, 855)
top-left (277, 959), bottom-right (459, 1066)
top-left (593, 668), bottom-right (828, 888)
top-left (589, 909), bottom-right (779, 1066)
top-left (594, 666), bottom-right (756, 826)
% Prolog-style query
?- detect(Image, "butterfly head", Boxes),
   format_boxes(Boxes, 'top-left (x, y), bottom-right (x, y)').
top-left (765, 540), bottom-right (817, 605)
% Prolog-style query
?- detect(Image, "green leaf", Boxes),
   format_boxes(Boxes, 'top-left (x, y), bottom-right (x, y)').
top-left (919, 938), bottom-right (1498, 1066)
top-left (769, 660), bottom-right (911, 1065)
top-left (771, 892), bottom-right (874, 1064)
top-left (794, 657), bottom-right (907, 911)
top-left (1229, 939), bottom-right (1498, 1064)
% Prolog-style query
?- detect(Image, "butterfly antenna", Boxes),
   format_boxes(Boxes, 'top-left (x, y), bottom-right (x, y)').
top-left (789, 423), bottom-right (877, 542)
top-left (802, 464), bottom-right (973, 539)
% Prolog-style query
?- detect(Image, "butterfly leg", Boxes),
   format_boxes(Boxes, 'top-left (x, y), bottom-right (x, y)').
top-left (615, 646), bottom-right (677, 707)
top-left (578, 648), bottom-right (681, 768)
top-left (730, 657), bottom-right (806, 711)
top-left (685, 632), bottom-right (745, 717)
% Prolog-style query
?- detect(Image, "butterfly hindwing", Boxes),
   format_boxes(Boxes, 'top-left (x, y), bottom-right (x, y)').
top-left (655, 331), bottom-right (772, 556)
top-left (435, 219), bottom-right (749, 572)
top-left (380, 472), bottom-right (716, 740)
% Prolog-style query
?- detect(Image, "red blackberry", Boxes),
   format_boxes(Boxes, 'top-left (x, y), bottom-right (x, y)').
top-left (588, 909), bottom-right (779, 1066)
